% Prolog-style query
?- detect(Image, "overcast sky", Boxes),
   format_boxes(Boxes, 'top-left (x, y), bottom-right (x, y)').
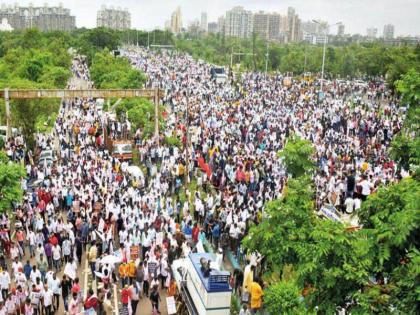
top-left (7, 0), bottom-right (420, 36)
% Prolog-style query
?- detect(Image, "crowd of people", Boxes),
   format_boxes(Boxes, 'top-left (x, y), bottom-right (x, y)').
top-left (0, 46), bottom-right (407, 315)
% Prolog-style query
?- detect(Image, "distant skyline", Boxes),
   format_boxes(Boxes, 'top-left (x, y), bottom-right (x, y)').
top-left (2, 0), bottom-right (420, 36)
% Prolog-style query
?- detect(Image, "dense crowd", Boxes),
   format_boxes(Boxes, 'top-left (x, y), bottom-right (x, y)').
top-left (0, 47), bottom-right (406, 315)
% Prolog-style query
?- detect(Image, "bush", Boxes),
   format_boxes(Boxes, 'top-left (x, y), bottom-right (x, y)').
top-left (164, 136), bottom-right (182, 148)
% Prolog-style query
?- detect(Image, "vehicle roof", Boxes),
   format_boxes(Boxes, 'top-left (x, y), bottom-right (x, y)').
top-left (126, 165), bottom-right (144, 177)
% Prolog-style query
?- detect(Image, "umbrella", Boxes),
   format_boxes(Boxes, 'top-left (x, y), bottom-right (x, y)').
top-left (100, 254), bottom-right (122, 265)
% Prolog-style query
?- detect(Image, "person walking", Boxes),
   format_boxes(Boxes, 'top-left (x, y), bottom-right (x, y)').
top-left (149, 284), bottom-right (161, 314)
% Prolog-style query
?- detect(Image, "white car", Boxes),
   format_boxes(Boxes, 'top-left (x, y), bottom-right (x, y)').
top-left (0, 126), bottom-right (18, 142)
top-left (39, 149), bottom-right (57, 161)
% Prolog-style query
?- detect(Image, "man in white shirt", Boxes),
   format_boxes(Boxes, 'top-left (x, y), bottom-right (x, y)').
top-left (27, 229), bottom-right (36, 258)
top-left (48, 273), bottom-right (61, 311)
top-left (43, 284), bottom-right (54, 315)
top-left (52, 244), bottom-right (62, 271)
top-left (30, 266), bottom-right (42, 286)
top-left (11, 257), bottom-right (23, 276)
top-left (0, 270), bottom-right (10, 301)
top-left (344, 197), bottom-right (355, 214)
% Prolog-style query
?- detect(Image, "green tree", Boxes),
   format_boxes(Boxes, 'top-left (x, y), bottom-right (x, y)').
top-left (264, 281), bottom-right (310, 315)
top-left (90, 49), bottom-right (146, 89)
top-left (391, 68), bottom-right (420, 174)
top-left (277, 136), bottom-right (315, 177)
top-left (0, 151), bottom-right (25, 212)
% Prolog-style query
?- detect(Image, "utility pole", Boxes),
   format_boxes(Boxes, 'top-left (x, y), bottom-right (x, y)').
top-left (184, 92), bottom-right (190, 187)
top-left (4, 88), bottom-right (11, 139)
top-left (265, 42), bottom-right (269, 75)
top-left (312, 20), bottom-right (341, 98)
top-left (147, 32), bottom-right (150, 49)
top-left (154, 87), bottom-right (160, 146)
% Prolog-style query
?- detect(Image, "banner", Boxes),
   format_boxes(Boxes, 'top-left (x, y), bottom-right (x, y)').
top-left (130, 245), bottom-right (140, 261)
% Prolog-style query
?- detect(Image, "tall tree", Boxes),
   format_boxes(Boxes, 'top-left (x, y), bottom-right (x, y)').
top-left (0, 152), bottom-right (25, 212)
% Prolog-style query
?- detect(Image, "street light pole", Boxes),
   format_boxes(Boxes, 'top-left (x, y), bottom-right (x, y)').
top-left (320, 29), bottom-right (327, 92)
top-left (265, 42), bottom-right (269, 75)
top-left (312, 20), bottom-right (341, 97)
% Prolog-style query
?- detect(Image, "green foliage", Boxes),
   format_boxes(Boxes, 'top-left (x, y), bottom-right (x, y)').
top-left (396, 68), bottom-right (420, 107)
top-left (176, 34), bottom-right (419, 82)
top-left (244, 176), bottom-right (315, 269)
top-left (115, 99), bottom-right (164, 139)
top-left (264, 281), bottom-right (309, 315)
top-left (164, 136), bottom-right (182, 148)
top-left (90, 49), bottom-right (146, 89)
top-left (358, 178), bottom-right (420, 271)
top-left (0, 151), bottom-right (25, 212)
top-left (244, 172), bottom-right (420, 313)
top-left (0, 30), bottom-right (72, 147)
top-left (391, 68), bottom-right (420, 174)
top-left (277, 135), bottom-right (315, 177)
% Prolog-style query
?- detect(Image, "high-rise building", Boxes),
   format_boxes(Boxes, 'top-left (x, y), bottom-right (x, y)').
top-left (383, 24), bottom-right (395, 40)
top-left (253, 11), bottom-right (283, 41)
top-left (208, 22), bottom-right (218, 34)
top-left (0, 3), bottom-right (75, 31)
top-left (164, 20), bottom-right (171, 31)
top-left (287, 7), bottom-right (301, 42)
top-left (170, 6), bottom-right (182, 34)
top-left (366, 27), bottom-right (378, 39)
top-left (301, 20), bottom-right (328, 35)
top-left (225, 6), bottom-right (253, 38)
top-left (253, 11), bottom-right (270, 40)
top-left (97, 6), bottom-right (131, 30)
top-left (337, 23), bottom-right (345, 36)
top-left (0, 17), bottom-right (12, 31)
top-left (268, 14), bottom-right (282, 41)
top-left (217, 15), bottom-right (225, 34)
top-left (200, 12), bottom-right (208, 32)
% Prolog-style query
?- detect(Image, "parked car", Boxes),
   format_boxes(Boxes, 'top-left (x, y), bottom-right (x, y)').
top-left (0, 126), bottom-right (18, 142)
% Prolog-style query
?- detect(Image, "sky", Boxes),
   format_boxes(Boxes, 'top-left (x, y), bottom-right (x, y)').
top-left (5, 0), bottom-right (420, 36)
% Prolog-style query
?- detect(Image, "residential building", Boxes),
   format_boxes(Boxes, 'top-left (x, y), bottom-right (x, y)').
top-left (188, 19), bottom-right (201, 37)
top-left (253, 11), bottom-right (284, 41)
top-left (253, 11), bottom-right (270, 40)
top-left (164, 20), bottom-right (171, 31)
top-left (337, 23), bottom-right (345, 36)
top-left (301, 20), bottom-right (328, 36)
top-left (208, 22), bottom-right (218, 34)
top-left (217, 15), bottom-right (225, 34)
top-left (383, 24), bottom-right (395, 40)
top-left (287, 7), bottom-right (301, 42)
top-left (97, 6), bottom-right (131, 30)
top-left (0, 3), bottom-right (75, 31)
top-left (225, 6), bottom-right (253, 38)
top-left (0, 17), bottom-right (12, 31)
top-left (170, 6), bottom-right (182, 34)
top-left (366, 27), bottom-right (378, 39)
top-left (268, 14), bottom-right (282, 41)
top-left (200, 12), bottom-right (208, 32)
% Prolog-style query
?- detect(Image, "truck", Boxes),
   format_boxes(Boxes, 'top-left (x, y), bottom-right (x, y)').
top-left (171, 253), bottom-right (232, 315)
top-left (210, 67), bottom-right (228, 84)
top-left (103, 117), bottom-right (133, 161)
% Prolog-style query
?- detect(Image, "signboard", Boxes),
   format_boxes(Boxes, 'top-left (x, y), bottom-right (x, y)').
top-left (148, 262), bottom-right (158, 276)
top-left (130, 246), bottom-right (140, 261)
top-left (166, 296), bottom-right (177, 315)
top-left (319, 204), bottom-right (342, 222)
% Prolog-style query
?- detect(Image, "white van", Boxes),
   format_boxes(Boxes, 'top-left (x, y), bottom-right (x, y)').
top-left (0, 126), bottom-right (18, 142)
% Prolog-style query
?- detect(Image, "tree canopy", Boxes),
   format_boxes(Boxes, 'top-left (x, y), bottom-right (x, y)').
top-left (0, 152), bottom-right (25, 212)
top-left (90, 49), bottom-right (146, 89)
